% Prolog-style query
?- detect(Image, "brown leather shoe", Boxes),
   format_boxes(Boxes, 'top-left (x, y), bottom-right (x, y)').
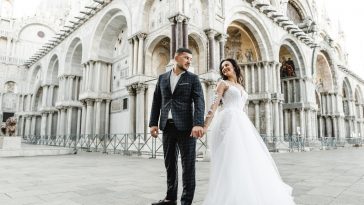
top-left (151, 199), bottom-right (177, 205)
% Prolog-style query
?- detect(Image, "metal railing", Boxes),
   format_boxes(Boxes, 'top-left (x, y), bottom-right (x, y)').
top-left (23, 134), bottom-right (364, 157)
top-left (23, 133), bottom-right (208, 158)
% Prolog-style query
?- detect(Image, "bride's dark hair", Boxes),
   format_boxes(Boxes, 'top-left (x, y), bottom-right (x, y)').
top-left (219, 58), bottom-right (244, 85)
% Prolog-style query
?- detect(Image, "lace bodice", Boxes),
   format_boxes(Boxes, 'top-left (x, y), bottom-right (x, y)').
top-left (221, 84), bottom-right (248, 109)
top-left (203, 80), bottom-right (248, 129)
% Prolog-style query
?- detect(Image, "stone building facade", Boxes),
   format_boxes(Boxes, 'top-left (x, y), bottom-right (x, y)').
top-left (2, 0), bottom-right (364, 143)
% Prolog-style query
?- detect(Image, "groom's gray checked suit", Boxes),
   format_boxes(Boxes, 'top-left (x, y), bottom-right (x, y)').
top-left (149, 70), bottom-right (205, 205)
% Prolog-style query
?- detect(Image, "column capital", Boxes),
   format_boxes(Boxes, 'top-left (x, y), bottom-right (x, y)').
top-left (203, 79), bottom-right (217, 87)
top-left (137, 32), bottom-right (147, 40)
top-left (217, 33), bottom-right (228, 42)
top-left (175, 14), bottom-right (186, 23)
top-left (133, 83), bottom-right (147, 94)
top-left (85, 99), bottom-right (94, 106)
top-left (253, 100), bottom-right (260, 105)
top-left (205, 29), bottom-right (218, 39)
top-left (95, 98), bottom-right (103, 103)
top-left (126, 85), bottom-right (136, 96)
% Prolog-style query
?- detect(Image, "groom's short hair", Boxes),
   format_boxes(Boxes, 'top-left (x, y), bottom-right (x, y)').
top-left (175, 47), bottom-right (192, 55)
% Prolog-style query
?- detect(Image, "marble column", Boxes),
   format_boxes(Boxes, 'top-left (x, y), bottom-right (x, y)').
top-left (81, 102), bottom-right (87, 135)
top-left (133, 36), bottom-right (139, 75)
top-left (95, 99), bottom-right (102, 135)
top-left (105, 100), bottom-right (111, 135)
top-left (263, 62), bottom-right (269, 93)
top-left (244, 65), bottom-right (249, 92)
top-left (66, 107), bottom-right (72, 135)
top-left (274, 62), bottom-right (282, 93)
top-left (85, 99), bottom-right (94, 135)
top-left (251, 64), bottom-right (255, 93)
top-left (327, 117), bottom-right (333, 137)
top-left (176, 15), bottom-right (184, 48)
top-left (137, 33), bottom-right (147, 75)
top-left (265, 100), bottom-right (271, 136)
top-left (271, 62), bottom-right (276, 93)
top-left (56, 110), bottom-right (61, 136)
top-left (48, 85), bottom-right (54, 107)
top-left (127, 86), bottom-right (136, 134)
top-left (60, 108), bottom-right (66, 136)
top-left (319, 116), bottom-right (323, 138)
top-left (128, 38), bottom-right (134, 77)
top-left (169, 17), bottom-right (176, 58)
top-left (47, 112), bottom-right (53, 137)
top-left (31, 116), bottom-right (36, 136)
top-left (273, 100), bottom-right (279, 137)
top-left (26, 116), bottom-right (31, 136)
top-left (135, 84), bottom-right (147, 134)
top-left (257, 63), bottom-right (262, 92)
top-left (333, 116), bottom-right (337, 138)
top-left (299, 108), bottom-right (305, 137)
top-left (279, 102), bottom-right (284, 137)
top-left (284, 110), bottom-right (289, 136)
top-left (20, 116), bottom-right (25, 137)
top-left (42, 85), bottom-right (49, 107)
top-left (182, 18), bottom-right (189, 48)
top-left (292, 109), bottom-right (296, 135)
top-left (254, 101), bottom-right (260, 131)
top-left (217, 34), bottom-right (227, 61)
top-left (87, 61), bottom-right (94, 91)
top-left (305, 110), bottom-right (311, 139)
top-left (40, 113), bottom-right (47, 137)
top-left (77, 108), bottom-right (82, 137)
top-left (206, 29), bottom-right (217, 71)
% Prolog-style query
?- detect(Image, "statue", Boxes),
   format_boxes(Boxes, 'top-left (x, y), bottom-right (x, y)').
top-left (298, 17), bottom-right (318, 34)
top-left (1, 117), bottom-right (17, 136)
top-left (244, 49), bottom-right (254, 62)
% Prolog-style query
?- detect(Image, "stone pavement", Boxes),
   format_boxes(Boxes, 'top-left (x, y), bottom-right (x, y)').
top-left (1, 147), bottom-right (364, 205)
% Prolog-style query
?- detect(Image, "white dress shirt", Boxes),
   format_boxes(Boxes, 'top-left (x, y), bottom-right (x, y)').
top-left (168, 68), bottom-right (185, 119)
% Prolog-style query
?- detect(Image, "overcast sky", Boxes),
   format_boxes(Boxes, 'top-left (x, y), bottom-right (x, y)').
top-left (13, 0), bottom-right (364, 78)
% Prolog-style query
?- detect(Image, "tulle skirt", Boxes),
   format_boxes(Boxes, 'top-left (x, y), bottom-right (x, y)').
top-left (202, 108), bottom-right (295, 205)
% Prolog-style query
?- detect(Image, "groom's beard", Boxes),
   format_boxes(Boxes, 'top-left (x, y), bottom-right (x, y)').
top-left (177, 63), bottom-right (189, 71)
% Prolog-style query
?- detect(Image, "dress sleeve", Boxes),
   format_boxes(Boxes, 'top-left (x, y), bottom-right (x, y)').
top-left (203, 80), bottom-right (228, 129)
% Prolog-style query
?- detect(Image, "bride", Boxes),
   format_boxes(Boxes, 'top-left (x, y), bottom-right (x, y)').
top-left (202, 58), bottom-right (295, 205)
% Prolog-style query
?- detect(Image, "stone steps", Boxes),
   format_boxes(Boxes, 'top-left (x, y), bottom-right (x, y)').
top-left (0, 143), bottom-right (75, 157)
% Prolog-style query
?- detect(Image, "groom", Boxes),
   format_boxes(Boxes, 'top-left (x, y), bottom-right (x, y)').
top-left (149, 47), bottom-right (205, 205)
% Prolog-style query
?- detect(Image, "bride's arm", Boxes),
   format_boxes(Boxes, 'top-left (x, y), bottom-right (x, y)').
top-left (203, 81), bottom-right (228, 131)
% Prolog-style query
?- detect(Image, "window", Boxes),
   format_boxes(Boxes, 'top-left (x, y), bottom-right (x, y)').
top-left (2, 112), bottom-right (14, 122)
top-left (37, 31), bottom-right (45, 38)
top-left (123, 98), bottom-right (128, 110)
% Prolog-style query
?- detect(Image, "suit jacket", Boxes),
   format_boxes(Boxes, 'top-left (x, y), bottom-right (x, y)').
top-left (149, 70), bottom-right (205, 131)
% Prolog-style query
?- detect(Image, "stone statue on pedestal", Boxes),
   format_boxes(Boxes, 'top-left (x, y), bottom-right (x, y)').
top-left (0, 117), bottom-right (16, 136)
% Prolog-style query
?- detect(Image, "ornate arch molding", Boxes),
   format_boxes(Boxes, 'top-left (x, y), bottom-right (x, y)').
top-left (313, 42), bottom-right (340, 92)
top-left (288, 0), bottom-right (306, 19)
top-left (278, 35), bottom-right (307, 74)
top-left (46, 54), bottom-right (60, 85)
top-left (144, 30), bottom-right (170, 77)
top-left (225, 8), bottom-right (274, 61)
top-left (64, 37), bottom-right (83, 76)
top-left (342, 77), bottom-right (353, 99)
top-left (355, 86), bottom-right (363, 104)
top-left (89, 2), bottom-right (131, 62)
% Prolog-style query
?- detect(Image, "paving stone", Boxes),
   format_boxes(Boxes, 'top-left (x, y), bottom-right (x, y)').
top-left (1, 147), bottom-right (364, 204)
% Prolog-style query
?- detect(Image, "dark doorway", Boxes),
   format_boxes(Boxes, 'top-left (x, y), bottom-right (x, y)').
top-left (3, 112), bottom-right (14, 122)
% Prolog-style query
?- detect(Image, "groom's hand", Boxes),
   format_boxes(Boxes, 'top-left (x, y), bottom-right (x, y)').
top-left (190, 126), bottom-right (204, 138)
top-left (150, 126), bottom-right (159, 138)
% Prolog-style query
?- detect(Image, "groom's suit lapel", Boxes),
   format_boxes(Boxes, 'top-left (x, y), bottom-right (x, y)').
top-left (165, 70), bottom-right (172, 95)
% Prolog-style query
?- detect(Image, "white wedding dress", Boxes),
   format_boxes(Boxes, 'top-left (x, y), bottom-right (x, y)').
top-left (202, 83), bottom-right (295, 205)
